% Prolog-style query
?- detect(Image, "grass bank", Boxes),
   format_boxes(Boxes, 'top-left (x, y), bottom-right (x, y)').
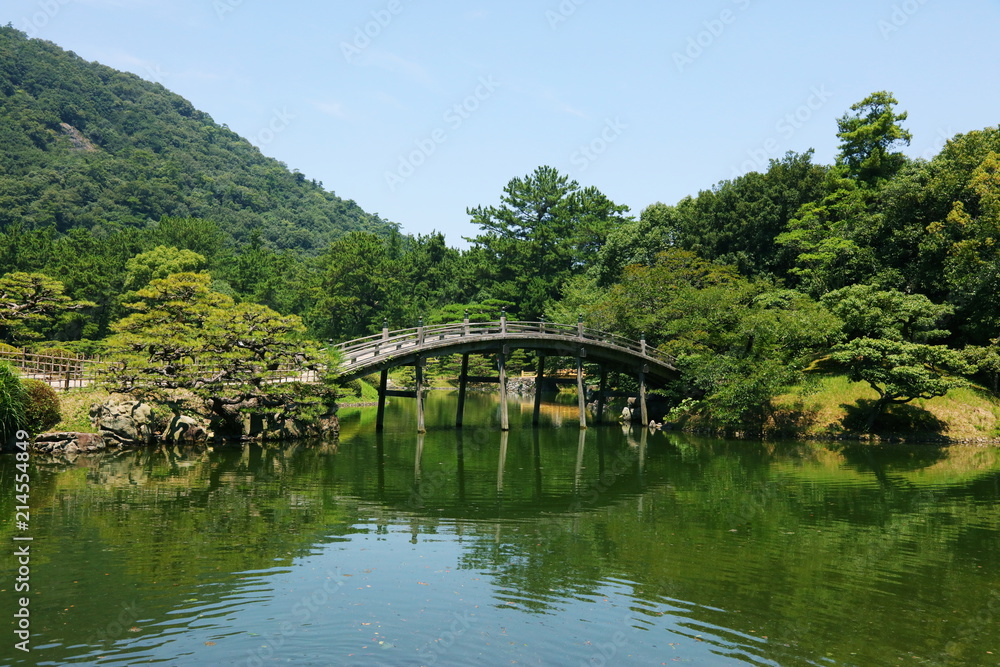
top-left (771, 375), bottom-right (1000, 443)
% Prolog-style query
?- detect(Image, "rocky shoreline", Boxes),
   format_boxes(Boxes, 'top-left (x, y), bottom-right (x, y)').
top-left (26, 395), bottom-right (339, 453)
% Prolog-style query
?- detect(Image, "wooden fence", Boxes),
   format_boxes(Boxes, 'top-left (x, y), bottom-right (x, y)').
top-left (0, 348), bottom-right (324, 392)
top-left (0, 348), bottom-right (102, 391)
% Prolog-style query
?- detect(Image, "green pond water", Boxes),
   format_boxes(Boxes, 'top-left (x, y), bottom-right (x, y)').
top-left (2, 391), bottom-right (999, 666)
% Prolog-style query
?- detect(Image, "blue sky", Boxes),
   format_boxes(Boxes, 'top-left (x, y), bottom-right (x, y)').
top-left (5, 0), bottom-right (1000, 246)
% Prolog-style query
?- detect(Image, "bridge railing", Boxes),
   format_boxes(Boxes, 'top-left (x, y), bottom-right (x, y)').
top-left (332, 321), bottom-right (676, 369)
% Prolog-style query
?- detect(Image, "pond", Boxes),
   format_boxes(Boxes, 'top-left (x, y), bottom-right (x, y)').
top-left (2, 391), bottom-right (999, 666)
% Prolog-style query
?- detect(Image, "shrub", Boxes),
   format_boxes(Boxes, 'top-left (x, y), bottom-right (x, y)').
top-left (0, 361), bottom-right (28, 445)
top-left (23, 379), bottom-right (61, 434)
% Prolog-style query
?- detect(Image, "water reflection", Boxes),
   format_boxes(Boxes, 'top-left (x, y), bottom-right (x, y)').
top-left (1, 393), bottom-right (998, 666)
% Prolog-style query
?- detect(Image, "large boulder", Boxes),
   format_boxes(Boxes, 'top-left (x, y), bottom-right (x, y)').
top-left (31, 431), bottom-right (106, 454)
top-left (165, 414), bottom-right (208, 444)
top-left (90, 399), bottom-right (156, 447)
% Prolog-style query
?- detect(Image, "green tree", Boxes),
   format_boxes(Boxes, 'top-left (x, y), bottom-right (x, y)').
top-left (104, 272), bottom-right (330, 435)
top-left (670, 152), bottom-right (828, 281)
top-left (466, 165), bottom-right (630, 318)
top-left (307, 231), bottom-right (406, 341)
top-left (836, 91), bottom-right (912, 185)
top-left (820, 285), bottom-right (953, 343)
top-left (831, 338), bottom-right (971, 431)
top-left (0, 272), bottom-right (93, 343)
top-left (962, 339), bottom-right (1000, 395)
top-left (588, 250), bottom-right (841, 429)
top-left (123, 245), bottom-right (207, 291)
top-left (775, 170), bottom-right (879, 297)
top-left (592, 202), bottom-right (680, 287)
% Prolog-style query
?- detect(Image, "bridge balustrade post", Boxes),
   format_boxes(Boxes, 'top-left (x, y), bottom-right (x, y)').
top-left (539, 316), bottom-right (545, 335)
top-left (501, 308), bottom-right (507, 335)
top-left (417, 317), bottom-right (425, 347)
top-left (640, 332), bottom-right (647, 356)
top-left (577, 314), bottom-right (584, 338)
top-left (463, 310), bottom-right (469, 337)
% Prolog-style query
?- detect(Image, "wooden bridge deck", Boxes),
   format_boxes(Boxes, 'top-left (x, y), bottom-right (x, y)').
top-left (332, 320), bottom-right (677, 382)
top-left (332, 319), bottom-right (677, 432)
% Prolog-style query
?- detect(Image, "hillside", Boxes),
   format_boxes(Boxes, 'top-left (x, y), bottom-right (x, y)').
top-left (0, 26), bottom-right (394, 252)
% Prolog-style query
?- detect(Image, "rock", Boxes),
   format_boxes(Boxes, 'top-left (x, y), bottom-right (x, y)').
top-left (165, 415), bottom-right (208, 444)
top-left (31, 431), bottom-right (106, 454)
top-left (620, 406), bottom-right (633, 422)
top-left (90, 399), bottom-right (156, 447)
top-left (505, 377), bottom-right (536, 396)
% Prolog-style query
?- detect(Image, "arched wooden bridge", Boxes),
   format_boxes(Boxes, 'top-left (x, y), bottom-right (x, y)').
top-left (332, 316), bottom-right (677, 432)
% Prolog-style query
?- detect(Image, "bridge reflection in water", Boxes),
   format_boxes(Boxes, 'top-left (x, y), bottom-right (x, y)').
top-left (333, 315), bottom-right (678, 433)
top-left (376, 426), bottom-right (650, 509)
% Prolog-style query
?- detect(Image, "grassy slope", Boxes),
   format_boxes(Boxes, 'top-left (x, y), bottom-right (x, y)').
top-left (772, 374), bottom-right (1000, 442)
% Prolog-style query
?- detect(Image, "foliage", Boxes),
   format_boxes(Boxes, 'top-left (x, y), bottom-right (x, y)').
top-left (22, 378), bottom-right (61, 434)
top-left (0, 271), bottom-right (93, 342)
top-left (123, 245), bottom-right (206, 291)
top-left (103, 272), bottom-right (332, 434)
top-left (307, 231), bottom-right (407, 341)
top-left (0, 27), bottom-right (394, 251)
top-left (820, 285), bottom-right (953, 343)
top-left (830, 338), bottom-right (972, 430)
top-left (592, 202), bottom-right (680, 287)
top-left (962, 341), bottom-right (1000, 395)
top-left (0, 361), bottom-right (27, 445)
top-left (465, 165), bottom-right (630, 319)
top-left (836, 91), bottom-right (912, 185)
top-left (589, 250), bottom-right (842, 429)
top-left (670, 151), bottom-right (829, 281)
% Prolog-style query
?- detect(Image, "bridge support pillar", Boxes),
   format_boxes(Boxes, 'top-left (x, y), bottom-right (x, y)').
top-left (577, 350), bottom-right (587, 429)
top-left (497, 430), bottom-right (509, 492)
top-left (532, 355), bottom-right (545, 426)
top-left (498, 347), bottom-right (510, 431)
top-left (375, 369), bottom-right (388, 432)
top-left (456, 354), bottom-right (469, 427)
top-left (596, 366), bottom-right (608, 425)
top-left (638, 364), bottom-right (649, 427)
top-left (416, 357), bottom-right (426, 434)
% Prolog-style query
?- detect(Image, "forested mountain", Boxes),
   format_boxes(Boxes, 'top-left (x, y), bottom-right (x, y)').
top-left (0, 26), bottom-right (393, 251)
